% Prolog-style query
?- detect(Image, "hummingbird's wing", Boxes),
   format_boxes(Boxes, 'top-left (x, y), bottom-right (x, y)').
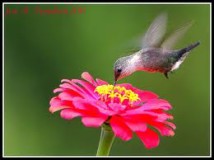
top-left (141, 13), bottom-right (168, 49)
top-left (161, 21), bottom-right (193, 50)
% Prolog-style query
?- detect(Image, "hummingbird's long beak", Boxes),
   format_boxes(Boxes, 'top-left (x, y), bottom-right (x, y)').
top-left (114, 71), bottom-right (119, 86)
top-left (113, 80), bottom-right (117, 86)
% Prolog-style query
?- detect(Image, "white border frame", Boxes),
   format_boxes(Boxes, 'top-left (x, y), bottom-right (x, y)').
top-left (2, 2), bottom-right (212, 158)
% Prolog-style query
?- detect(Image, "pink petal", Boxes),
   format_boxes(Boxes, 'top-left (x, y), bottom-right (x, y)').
top-left (49, 105), bottom-right (71, 113)
top-left (53, 88), bottom-right (63, 93)
top-left (136, 128), bottom-right (160, 149)
top-left (72, 79), bottom-right (95, 91)
top-left (58, 92), bottom-right (75, 101)
top-left (137, 91), bottom-right (158, 102)
top-left (81, 72), bottom-right (97, 86)
top-left (72, 79), bottom-right (98, 99)
top-left (50, 97), bottom-right (62, 107)
top-left (121, 114), bottom-right (174, 136)
top-left (96, 78), bottom-right (108, 85)
top-left (150, 121), bottom-right (175, 136)
top-left (143, 111), bottom-right (173, 121)
top-left (72, 100), bottom-right (100, 114)
top-left (94, 102), bottom-right (116, 116)
top-left (57, 82), bottom-right (83, 97)
top-left (125, 100), bottom-right (171, 116)
top-left (117, 83), bottom-right (133, 89)
top-left (108, 103), bottom-right (126, 113)
top-left (60, 109), bottom-right (82, 120)
top-left (123, 116), bottom-right (147, 132)
top-left (60, 83), bottom-right (73, 90)
top-left (149, 110), bottom-right (174, 121)
top-left (50, 96), bottom-right (73, 106)
top-left (164, 121), bottom-right (176, 130)
top-left (73, 99), bottom-right (115, 116)
top-left (81, 116), bottom-right (107, 127)
top-left (110, 116), bottom-right (132, 141)
top-left (59, 83), bottom-right (88, 99)
top-left (142, 99), bottom-right (172, 110)
top-left (49, 97), bottom-right (73, 113)
top-left (61, 79), bottom-right (72, 83)
top-left (65, 90), bottom-right (83, 97)
top-left (70, 82), bottom-right (95, 99)
top-left (59, 83), bottom-right (78, 91)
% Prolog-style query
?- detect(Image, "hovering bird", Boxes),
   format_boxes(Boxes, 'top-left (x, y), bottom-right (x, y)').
top-left (113, 13), bottom-right (200, 84)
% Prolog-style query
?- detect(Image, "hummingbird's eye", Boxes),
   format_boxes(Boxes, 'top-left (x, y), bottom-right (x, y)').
top-left (117, 69), bottom-right (122, 73)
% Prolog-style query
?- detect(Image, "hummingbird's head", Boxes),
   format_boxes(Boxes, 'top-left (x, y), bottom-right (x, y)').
top-left (114, 56), bottom-right (133, 82)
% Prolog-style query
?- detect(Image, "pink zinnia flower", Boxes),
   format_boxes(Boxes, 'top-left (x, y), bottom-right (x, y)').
top-left (49, 72), bottom-right (175, 149)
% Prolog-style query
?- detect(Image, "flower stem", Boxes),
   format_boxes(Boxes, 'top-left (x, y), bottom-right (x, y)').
top-left (96, 124), bottom-right (115, 156)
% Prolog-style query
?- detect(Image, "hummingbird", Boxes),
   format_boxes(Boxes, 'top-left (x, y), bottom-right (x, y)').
top-left (113, 13), bottom-right (200, 84)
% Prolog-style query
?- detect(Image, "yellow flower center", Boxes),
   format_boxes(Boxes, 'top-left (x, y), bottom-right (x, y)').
top-left (94, 85), bottom-right (140, 104)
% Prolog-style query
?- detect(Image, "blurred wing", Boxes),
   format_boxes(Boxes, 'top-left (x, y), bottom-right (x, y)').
top-left (161, 21), bottom-right (193, 50)
top-left (141, 13), bottom-right (168, 49)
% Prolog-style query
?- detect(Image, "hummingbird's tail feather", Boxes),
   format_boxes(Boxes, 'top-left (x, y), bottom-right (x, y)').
top-left (176, 41), bottom-right (200, 59)
top-left (171, 41), bottom-right (200, 71)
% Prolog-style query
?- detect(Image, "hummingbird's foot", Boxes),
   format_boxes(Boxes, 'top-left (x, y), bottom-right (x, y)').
top-left (164, 72), bottom-right (169, 79)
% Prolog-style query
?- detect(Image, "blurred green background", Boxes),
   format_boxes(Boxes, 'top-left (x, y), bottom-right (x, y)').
top-left (4, 3), bottom-right (210, 156)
